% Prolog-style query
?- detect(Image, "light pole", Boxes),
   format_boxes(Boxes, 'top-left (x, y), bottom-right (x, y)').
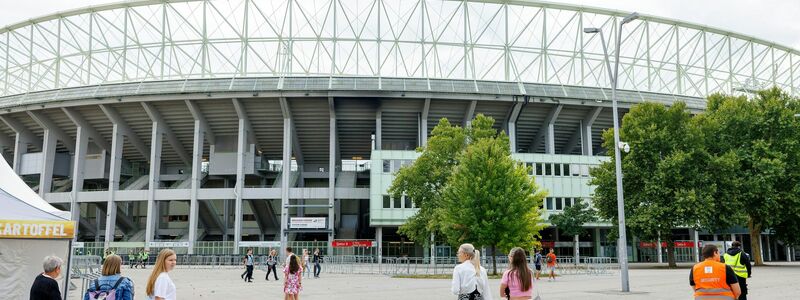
top-left (584, 11), bottom-right (639, 293)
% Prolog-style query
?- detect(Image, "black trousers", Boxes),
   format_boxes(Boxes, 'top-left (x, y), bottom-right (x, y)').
top-left (245, 265), bottom-right (254, 281)
top-left (266, 265), bottom-right (279, 280)
top-left (314, 262), bottom-right (321, 277)
top-left (738, 277), bottom-right (748, 300)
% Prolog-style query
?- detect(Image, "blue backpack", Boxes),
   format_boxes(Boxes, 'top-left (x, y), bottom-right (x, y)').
top-left (87, 277), bottom-right (127, 300)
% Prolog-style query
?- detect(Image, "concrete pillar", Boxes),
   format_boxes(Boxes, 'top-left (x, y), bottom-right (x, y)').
top-left (38, 130), bottom-right (56, 196)
top-left (594, 228), bottom-right (601, 257)
top-left (376, 227), bottom-right (383, 268)
top-left (328, 99), bottom-right (336, 256)
top-left (233, 119), bottom-right (246, 255)
top-left (574, 234), bottom-right (580, 264)
top-left (280, 118), bottom-right (292, 260)
top-left (12, 133), bottom-right (29, 173)
top-left (758, 234), bottom-right (764, 262)
top-left (657, 233), bottom-right (663, 264)
top-left (693, 229), bottom-right (700, 263)
top-left (104, 125), bottom-right (123, 249)
top-left (766, 235), bottom-right (772, 261)
top-left (95, 205), bottom-right (102, 242)
top-left (70, 127), bottom-right (88, 240)
top-left (188, 120), bottom-right (204, 254)
top-left (430, 232), bottom-right (436, 266)
top-left (581, 120), bottom-right (593, 156)
top-left (731, 233), bottom-right (736, 242)
top-left (545, 122), bottom-right (555, 154)
top-left (788, 246), bottom-right (792, 262)
top-left (145, 122), bottom-right (163, 249)
top-left (375, 110), bottom-right (382, 150)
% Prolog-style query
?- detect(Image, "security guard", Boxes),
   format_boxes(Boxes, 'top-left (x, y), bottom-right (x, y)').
top-left (722, 241), bottom-right (752, 300)
top-left (690, 244), bottom-right (741, 300)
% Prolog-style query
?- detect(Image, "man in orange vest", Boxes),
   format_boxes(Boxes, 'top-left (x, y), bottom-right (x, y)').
top-left (689, 244), bottom-right (741, 299)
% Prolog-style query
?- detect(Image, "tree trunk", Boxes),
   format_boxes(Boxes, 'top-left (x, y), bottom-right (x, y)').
top-left (748, 218), bottom-right (764, 266)
top-left (491, 245), bottom-right (497, 275)
top-left (666, 240), bottom-right (677, 268)
top-left (574, 234), bottom-right (580, 264)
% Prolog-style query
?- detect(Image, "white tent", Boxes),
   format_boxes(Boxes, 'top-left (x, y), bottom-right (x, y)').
top-left (0, 154), bottom-right (74, 299)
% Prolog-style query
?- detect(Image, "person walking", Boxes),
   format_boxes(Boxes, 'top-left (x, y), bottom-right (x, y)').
top-left (139, 249), bottom-right (150, 269)
top-left (500, 247), bottom-right (536, 300)
top-left (30, 255), bottom-right (63, 300)
top-left (266, 249), bottom-right (280, 281)
top-left (721, 241), bottom-right (752, 300)
top-left (146, 249), bottom-right (177, 300)
top-left (128, 250), bottom-right (137, 269)
top-left (284, 247), bottom-right (295, 266)
top-left (546, 248), bottom-right (557, 281)
top-left (83, 254), bottom-right (134, 300)
top-left (283, 254), bottom-right (303, 300)
top-left (450, 243), bottom-right (492, 300)
top-left (301, 249), bottom-right (311, 278)
top-left (690, 244), bottom-right (741, 300)
top-left (242, 248), bottom-right (255, 282)
top-left (533, 249), bottom-right (543, 280)
top-left (312, 249), bottom-right (322, 278)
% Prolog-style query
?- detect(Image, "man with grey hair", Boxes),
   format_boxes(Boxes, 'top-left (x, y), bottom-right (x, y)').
top-left (29, 255), bottom-right (63, 300)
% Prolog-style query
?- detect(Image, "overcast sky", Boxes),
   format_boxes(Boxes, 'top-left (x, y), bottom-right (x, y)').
top-left (1, 0), bottom-right (798, 50)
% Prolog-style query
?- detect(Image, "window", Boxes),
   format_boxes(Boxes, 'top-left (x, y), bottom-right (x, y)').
top-left (580, 164), bottom-right (590, 177)
top-left (383, 195), bottom-right (391, 208)
top-left (243, 214), bottom-right (256, 221)
top-left (167, 215), bottom-right (189, 222)
top-left (392, 160), bottom-right (402, 172)
top-left (554, 164), bottom-right (562, 176)
top-left (564, 198), bottom-right (574, 208)
top-left (545, 163), bottom-right (552, 176)
top-left (546, 197), bottom-right (554, 210)
top-left (556, 197), bottom-right (563, 210)
top-left (526, 162), bottom-right (534, 175)
top-left (570, 164), bottom-right (581, 176)
top-left (383, 160), bottom-right (391, 173)
top-left (535, 163), bottom-right (544, 176)
top-left (404, 196), bottom-right (412, 209)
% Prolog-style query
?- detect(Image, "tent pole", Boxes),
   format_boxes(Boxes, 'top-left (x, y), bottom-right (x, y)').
top-left (64, 238), bottom-right (73, 300)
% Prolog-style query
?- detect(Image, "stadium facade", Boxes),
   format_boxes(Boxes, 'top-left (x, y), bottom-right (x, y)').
top-left (0, 0), bottom-right (798, 261)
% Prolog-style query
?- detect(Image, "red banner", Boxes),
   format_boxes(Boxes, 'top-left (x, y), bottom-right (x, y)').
top-left (540, 241), bottom-right (555, 248)
top-left (639, 241), bottom-right (696, 248)
top-left (332, 240), bottom-right (373, 248)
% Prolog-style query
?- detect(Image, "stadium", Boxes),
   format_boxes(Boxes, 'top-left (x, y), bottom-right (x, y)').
top-left (0, 0), bottom-right (797, 262)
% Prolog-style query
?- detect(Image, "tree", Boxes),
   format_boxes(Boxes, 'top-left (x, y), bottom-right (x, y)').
top-left (548, 201), bottom-right (596, 263)
top-left (389, 115), bottom-right (501, 248)
top-left (590, 101), bottom-right (739, 267)
top-left (700, 88), bottom-right (800, 265)
top-left (437, 117), bottom-right (546, 275)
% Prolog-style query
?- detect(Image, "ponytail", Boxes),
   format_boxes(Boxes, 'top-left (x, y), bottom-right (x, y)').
top-left (471, 249), bottom-right (481, 276)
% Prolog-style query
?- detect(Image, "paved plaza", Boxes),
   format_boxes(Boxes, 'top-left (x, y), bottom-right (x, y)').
top-left (67, 263), bottom-right (800, 299)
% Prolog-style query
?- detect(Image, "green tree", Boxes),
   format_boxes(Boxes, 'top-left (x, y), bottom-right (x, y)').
top-left (590, 102), bottom-right (739, 267)
top-left (700, 88), bottom-right (800, 265)
top-left (548, 201), bottom-right (597, 263)
top-left (438, 118), bottom-right (546, 275)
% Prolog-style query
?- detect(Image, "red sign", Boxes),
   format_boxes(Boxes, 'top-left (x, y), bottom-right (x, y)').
top-left (332, 240), bottom-right (373, 248)
top-left (540, 241), bottom-right (555, 248)
top-left (639, 241), bottom-right (695, 248)
top-left (674, 241), bottom-right (695, 248)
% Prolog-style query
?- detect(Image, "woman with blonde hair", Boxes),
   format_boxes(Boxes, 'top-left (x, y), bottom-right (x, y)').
top-left (146, 249), bottom-right (177, 300)
top-left (266, 249), bottom-right (279, 281)
top-left (451, 243), bottom-right (492, 300)
top-left (499, 247), bottom-right (536, 300)
top-left (83, 254), bottom-right (134, 300)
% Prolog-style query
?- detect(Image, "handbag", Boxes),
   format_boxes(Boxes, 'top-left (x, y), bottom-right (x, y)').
top-left (457, 286), bottom-right (483, 300)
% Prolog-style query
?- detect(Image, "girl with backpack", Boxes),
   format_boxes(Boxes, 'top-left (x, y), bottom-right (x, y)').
top-left (500, 248), bottom-right (538, 300)
top-left (83, 254), bottom-right (134, 300)
top-left (284, 254), bottom-right (303, 300)
top-left (146, 249), bottom-right (177, 300)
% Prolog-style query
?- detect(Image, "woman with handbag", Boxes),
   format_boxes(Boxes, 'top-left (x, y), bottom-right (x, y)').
top-left (500, 247), bottom-right (539, 300)
top-left (266, 249), bottom-right (279, 281)
top-left (450, 243), bottom-right (493, 300)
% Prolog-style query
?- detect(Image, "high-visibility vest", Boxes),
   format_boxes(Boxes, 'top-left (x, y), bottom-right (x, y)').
top-left (692, 260), bottom-right (736, 300)
top-left (723, 252), bottom-right (748, 278)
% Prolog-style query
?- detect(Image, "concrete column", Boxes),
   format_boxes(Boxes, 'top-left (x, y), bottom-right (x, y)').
top-left (508, 121), bottom-right (517, 153)
top-left (594, 228), bottom-right (601, 257)
top-left (581, 120), bottom-right (593, 156)
top-left (38, 130), bottom-right (56, 196)
top-left (421, 99), bottom-right (430, 147)
top-left (375, 110), bottom-right (382, 150)
top-left (233, 119), bottom-right (246, 255)
top-left (766, 235), bottom-right (772, 261)
top-left (545, 123), bottom-right (556, 154)
top-left (104, 125), bottom-right (123, 249)
top-left (280, 118), bottom-right (292, 259)
top-left (758, 234), bottom-right (764, 262)
top-left (328, 100), bottom-right (336, 256)
top-left (574, 234), bottom-right (580, 264)
top-left (376, 227), bottom-right (383, 265)
top-left (145, 122), bottom-right (163, 249)
top-left (787, 246), bottom-right (792, 262)
top-left (70, 127), bottom-right (88, 240)
top-left (430, 233), bottom-right (435, 266)
top-left (693, 229), bottom-right (700, 263)
top-left (95, 205), bottom-right (102, 242)
top-left (12, 133), bottom-right (29, 173)
top-left (657, 232), bottom-right (663, 264)
top-left (188, 120), bottom-right (204, 254)
top-left (731, 233), bottom-right (736, 242)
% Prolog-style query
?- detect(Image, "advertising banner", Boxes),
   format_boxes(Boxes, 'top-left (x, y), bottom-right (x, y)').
top-left (0, 220), bottom-right (75, 239)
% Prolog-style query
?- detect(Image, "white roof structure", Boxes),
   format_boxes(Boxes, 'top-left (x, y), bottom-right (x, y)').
top-left (0, 154), bottom-right (70, 221)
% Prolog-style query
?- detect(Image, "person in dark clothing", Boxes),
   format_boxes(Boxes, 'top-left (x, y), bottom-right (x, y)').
top-left (30, 255), bottom-right (63, 300)
top-left (312, 249), bottom-right (322, 278)
top-left (265, 249), bottom-right (279, 281)
top-left (242, 248), bottom-right (255, 282)
top-left (721, 241), bottom-right (752, 300)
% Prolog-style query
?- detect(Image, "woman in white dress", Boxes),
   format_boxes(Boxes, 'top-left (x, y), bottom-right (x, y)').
top-left (451, 243), bottom-right (493, 300)
top-left (146, 248), bottom-right (177, 300)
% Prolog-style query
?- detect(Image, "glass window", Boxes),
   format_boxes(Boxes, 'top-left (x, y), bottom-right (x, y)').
top-left (571, 164), bottom-right (581, 176)
top-left (536, 163), bottom-right (544, 176)
top-left (545, 197), bottom-right (553, 210)
top-left (383, 160), bottom-right (391, 173)
top-left (565, 198), bottom-right (573, 207)
top-left (580, 164), bottom-right (590, 177)
top-left (383, 195), bottom-right (391, 208)
top-left (392, 160), bottom-right (402, 172)
top-left (545, 163), bottom-right (552, 176)
top-left (404, 196), bottom-right (412, 209)
top-left (526, 162), bottom-right (534, 175)
top-left (554, 164), bottom-right (562, 176)
top-left (556, 197), bottom-right (563, 210)
top-left (562, 164), bottom-right (570, 176)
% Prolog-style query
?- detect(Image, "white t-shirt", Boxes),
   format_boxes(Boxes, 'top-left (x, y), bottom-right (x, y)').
top-left (148, 272), bottom-right (176, 300)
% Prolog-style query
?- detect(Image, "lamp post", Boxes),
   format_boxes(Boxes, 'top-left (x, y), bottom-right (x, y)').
top-left (584, 11), bottom-right (639, 293)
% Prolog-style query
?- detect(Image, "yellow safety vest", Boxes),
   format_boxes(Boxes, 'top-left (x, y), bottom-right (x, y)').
top-left (723, 252), bottom-right (748, 278)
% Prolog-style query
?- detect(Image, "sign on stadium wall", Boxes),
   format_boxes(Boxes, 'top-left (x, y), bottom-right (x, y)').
top-left (639, 241), bottom-right (697, 248)
top-left (0, 220), bottom-right (75, 239)
top-left (332, 240), bottom-right (373, 248)
top-left (290, 217), bottom-right (327, 229)
top-left (239, 241), bottom-right (281, 248)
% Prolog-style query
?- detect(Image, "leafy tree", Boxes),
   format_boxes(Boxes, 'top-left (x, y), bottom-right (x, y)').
top-left (548, 201), bottom-right (597, 263)
top-left (390, 115), bottom-right (504, 248)
top-left (590, 102), bottom-right (739, 267)
top-left (700, 88), bottom-right (800, 265)
top-left (437, 117), bottom-right (546, 275)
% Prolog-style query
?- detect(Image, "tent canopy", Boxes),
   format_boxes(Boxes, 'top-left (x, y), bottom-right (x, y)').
top-left (0, 154), bottom-right (70, 221)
